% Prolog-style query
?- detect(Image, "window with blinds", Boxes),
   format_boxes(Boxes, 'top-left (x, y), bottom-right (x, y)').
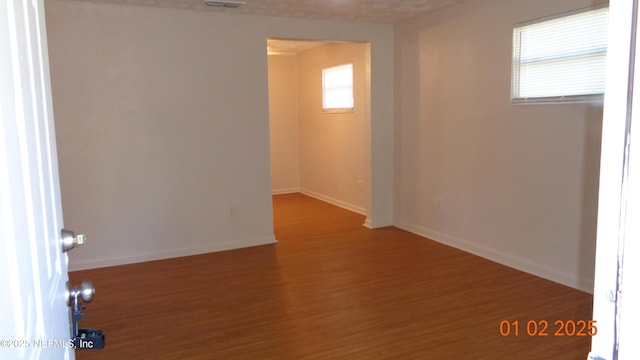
top-left (512, 7), bottom-right (609, 103)
top-left (322, 63), bottom-right (354, 112)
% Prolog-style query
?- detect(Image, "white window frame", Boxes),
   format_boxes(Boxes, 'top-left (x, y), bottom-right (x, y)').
top-left (511, 6), bottom-right (609, 104)
top-left (322, 63), bottom-right (354, 113)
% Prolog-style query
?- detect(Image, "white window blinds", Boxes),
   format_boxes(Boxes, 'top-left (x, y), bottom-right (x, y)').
top-left (512, 7), bottom-right (609, 103)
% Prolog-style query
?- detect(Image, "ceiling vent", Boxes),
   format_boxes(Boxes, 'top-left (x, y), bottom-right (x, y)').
top-left (204, 0), bottom-right (246, 8)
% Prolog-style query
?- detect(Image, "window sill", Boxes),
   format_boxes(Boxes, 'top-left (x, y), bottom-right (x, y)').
top-left (511, 94), bottom-right (604, 106)
top-left (322, 108), bottom-right (354, 114)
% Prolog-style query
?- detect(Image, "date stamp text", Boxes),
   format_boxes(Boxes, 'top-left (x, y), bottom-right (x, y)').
top-left (499, 319), bottom-right (597, 337)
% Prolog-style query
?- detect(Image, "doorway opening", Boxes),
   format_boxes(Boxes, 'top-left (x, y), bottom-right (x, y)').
top-left (266, 38), bottom-right (372, 229)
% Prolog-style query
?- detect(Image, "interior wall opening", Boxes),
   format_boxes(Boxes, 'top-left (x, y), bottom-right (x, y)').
top-left (267, 38), bottom-right (372, 226)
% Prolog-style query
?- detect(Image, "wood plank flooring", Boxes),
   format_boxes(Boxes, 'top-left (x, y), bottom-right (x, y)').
top-left (70, 193), bottom-right (593, 359)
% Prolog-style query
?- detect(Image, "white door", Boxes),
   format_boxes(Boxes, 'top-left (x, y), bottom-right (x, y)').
top-left (0, 0), bottom-right (74, 359)
top-left (590, 0), bottom-right (640, 359)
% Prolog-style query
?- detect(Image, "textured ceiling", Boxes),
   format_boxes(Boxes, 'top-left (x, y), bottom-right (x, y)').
top-left (70, 0), bottom-right (467, 23)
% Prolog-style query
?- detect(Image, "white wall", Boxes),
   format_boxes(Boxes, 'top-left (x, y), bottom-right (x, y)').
top-left (297, 43), bottom-right (368, 214)
top-left (45, 0), bottom-right (394, 270)
top-left (268, 54), bottom-right (300, 194)
top-left (394, 0), bottom-right (605, 292)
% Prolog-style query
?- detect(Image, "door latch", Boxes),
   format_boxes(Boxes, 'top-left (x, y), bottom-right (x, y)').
top-left (66, 280), bottom-right (105, 350)
top-left (61, 229), bottom-right (86, 252)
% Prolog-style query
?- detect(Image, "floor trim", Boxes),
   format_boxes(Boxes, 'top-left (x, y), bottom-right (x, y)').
top-left (68, 235), bottom-right (277, 271)
top-left (396, 221), bottom-right (594, 294)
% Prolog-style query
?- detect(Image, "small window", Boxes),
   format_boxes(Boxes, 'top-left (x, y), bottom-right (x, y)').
top-left (512, 7), bottom-right (609, 104)
top-left (322, 63), bottom-right (353, 112)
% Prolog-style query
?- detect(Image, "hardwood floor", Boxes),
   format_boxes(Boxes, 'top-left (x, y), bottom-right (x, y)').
top-left (70, 193), bottom-right (593, 359)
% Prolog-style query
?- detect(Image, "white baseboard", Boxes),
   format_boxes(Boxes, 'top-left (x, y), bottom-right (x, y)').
top-left (396, 221), bottom-right (594, 294)
top-left (363, 218), bottom-right (373, 229)
top-left (272, 188), bottom-right (300, 195)
top-left (300, 188), bottom-right (367, 215)
top-left (68, 235), bottom-right (277, 271)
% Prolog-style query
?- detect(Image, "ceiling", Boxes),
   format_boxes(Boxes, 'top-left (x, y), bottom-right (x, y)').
top-left (71, 0), bottom-right (468, 23)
